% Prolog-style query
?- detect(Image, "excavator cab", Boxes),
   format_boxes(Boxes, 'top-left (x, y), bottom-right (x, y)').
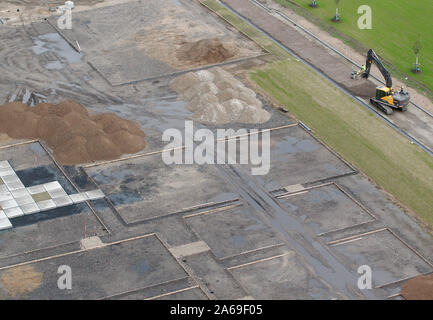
top-left (376, 86), bottom-right (394, 105)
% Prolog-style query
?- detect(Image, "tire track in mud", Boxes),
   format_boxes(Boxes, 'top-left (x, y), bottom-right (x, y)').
top-left (0, 22), bottom-right (121, 105)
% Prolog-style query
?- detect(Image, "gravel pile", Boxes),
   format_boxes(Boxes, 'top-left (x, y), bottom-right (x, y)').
top-left (170, 67), bottom-right (270, 124)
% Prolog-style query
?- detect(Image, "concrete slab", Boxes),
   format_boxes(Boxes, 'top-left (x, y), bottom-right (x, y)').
top-left (27, 185), bottom-right (46, 195)
top-left (47, 188), bottom-right (68, 199)
top-left (36, 199), bottom-right (56, 211)
top-left (0, 199), bottom-right (18, 209)
top-left (20, 203), bottom-right (40, 215)
top-left (80, 236), bottom-right (104, 250)
top-left (0, 235), bottom-right (187, 299)
top-left (170, 241), bottom-right (211, 258)
top-left (234, 126), bottom-right (354, 191)
top-left (86, 155), bottom-right (238, 224)
top-left (277, 183), bottom-right (376, 235)
top-left (52, 195), bottom-right (73, 207)
top-left (182, 251), bottom-right (248, 299)
top-left (0, 219), bottom-right (12, 231)
top-left (15, 195), bottom-right (35, 206)
top-left (330, 229), bottom-right (433, 288)
top-left (4, 207), bottom-right (24, 218)
top-left (185, 203), bottom-right (282, 259)
top-left (0, 161), bottom-right (11, 169)
top-left (229, 252), bottom-right (339, 299)
top-left (69, 193), bottom-right (88, 203)
top-left (0, 192), bottom-right (13, 202)
top-left (85, 190), bottom-right (105, 200)
top-left (0, 203), bottom-right (102, 264)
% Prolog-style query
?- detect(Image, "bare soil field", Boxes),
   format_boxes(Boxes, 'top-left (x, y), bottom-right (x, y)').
top-left (0, 0), bottom-right (432, 301)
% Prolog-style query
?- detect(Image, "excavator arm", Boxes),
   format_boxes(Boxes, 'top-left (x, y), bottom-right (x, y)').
top-left (363, 49), bottom-right (392, 88)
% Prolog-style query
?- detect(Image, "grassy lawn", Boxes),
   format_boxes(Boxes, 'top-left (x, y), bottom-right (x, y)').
top-left (276, 0), bottom-right (433, 98)
top-left (201, 0), bottom-right (433, 229)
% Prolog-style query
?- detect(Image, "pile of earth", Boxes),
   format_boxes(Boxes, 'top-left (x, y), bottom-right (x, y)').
top-left (401, 274), bottom-right (433, 300)
top-left (0, 100), bottom-right (146, 165)
top-left (177, 38), bottom-right (239, 64)
top-left (170, 67), bottom-right (271, 124)
top-left (344, 80), bottom-right (378, 99)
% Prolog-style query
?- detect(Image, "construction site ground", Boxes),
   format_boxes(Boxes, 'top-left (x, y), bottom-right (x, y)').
top-left (0, 0), bottom-right (432, 300)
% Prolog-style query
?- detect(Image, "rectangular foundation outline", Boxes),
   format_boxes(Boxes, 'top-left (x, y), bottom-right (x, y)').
top-left (0, 139), bottom-right (109, 233)
top-left (82, 124), bottom-right (356, 225)
top-left (276, 181), bottom-right (377, 236)
top-left (327, 227), bottom-right (433, 289)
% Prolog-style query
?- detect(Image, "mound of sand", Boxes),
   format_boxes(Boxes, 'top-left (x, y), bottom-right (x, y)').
top-left (0, 100), bottom-right (146, 165)
top-left (170, 67), bottom-right (271, 124)
top-left (177, 38), bottom-right (239, 64)
top-left (401, 274), bottom-right (433, 300)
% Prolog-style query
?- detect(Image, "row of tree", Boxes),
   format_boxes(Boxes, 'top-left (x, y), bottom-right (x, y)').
top-left (308, 0), bottom-right (423, 73)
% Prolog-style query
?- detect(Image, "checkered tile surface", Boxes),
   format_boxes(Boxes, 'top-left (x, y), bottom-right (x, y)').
top-left (0, 161), bottom-right (104, 230)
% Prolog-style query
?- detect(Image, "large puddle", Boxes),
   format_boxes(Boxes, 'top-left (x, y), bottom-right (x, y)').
top-left (32, 33), bottom-right (83, 70)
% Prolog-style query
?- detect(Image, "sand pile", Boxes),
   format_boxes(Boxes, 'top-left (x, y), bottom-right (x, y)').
top-left (401, 274), bottom-right (433, 300)
top-left (0, 100), bottom-right (146, 165)
top-left (170, 67), bottom-right (271, 124)
top-left (177, 38), bottom-right (239, 64)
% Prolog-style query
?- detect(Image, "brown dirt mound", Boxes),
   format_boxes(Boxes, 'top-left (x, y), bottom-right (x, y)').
top-left (0, 100), bottom-right (146, 165)
top-left (177, 38), bottom-right (238, 64)
top-left (343, 79), bottom-right (378, 99)
top-left (401, 274), bottom-right (433, 300)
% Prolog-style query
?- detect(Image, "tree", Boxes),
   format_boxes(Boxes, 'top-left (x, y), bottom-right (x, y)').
top-left (412, 34), bottom-right (423, 73)
top-left (332, 0), bottom-right (341, 22)
top-left (309, 0), bottom-right (318, 8)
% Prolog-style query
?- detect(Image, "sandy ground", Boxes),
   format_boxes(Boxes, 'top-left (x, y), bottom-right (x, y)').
top-left (0, 0), bottom-right (130, 25)
top-left (134, 4), bottom-right (261, 70)
top-left (259, 0), bottom-right (433, 114)
top-left (1, 265), bottom-right (43, 297)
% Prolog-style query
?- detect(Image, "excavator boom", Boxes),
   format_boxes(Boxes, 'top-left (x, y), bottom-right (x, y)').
top-left (363, 49), bottom-right (392, 88)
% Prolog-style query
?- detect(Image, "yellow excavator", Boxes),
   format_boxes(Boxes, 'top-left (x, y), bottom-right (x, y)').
top-left (351, 49), bottom-right (410, 115)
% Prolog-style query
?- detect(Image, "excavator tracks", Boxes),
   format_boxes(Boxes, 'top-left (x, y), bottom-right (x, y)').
top-left (370, 98), bottom-right (394, 115)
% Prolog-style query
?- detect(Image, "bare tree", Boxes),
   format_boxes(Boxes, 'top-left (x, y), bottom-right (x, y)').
top-left (309, 0), bottom-right (318, 8)
top-left (332, 0), bottom-right (341, 22)
top-left (412, 34), bottom-right (423, 73)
